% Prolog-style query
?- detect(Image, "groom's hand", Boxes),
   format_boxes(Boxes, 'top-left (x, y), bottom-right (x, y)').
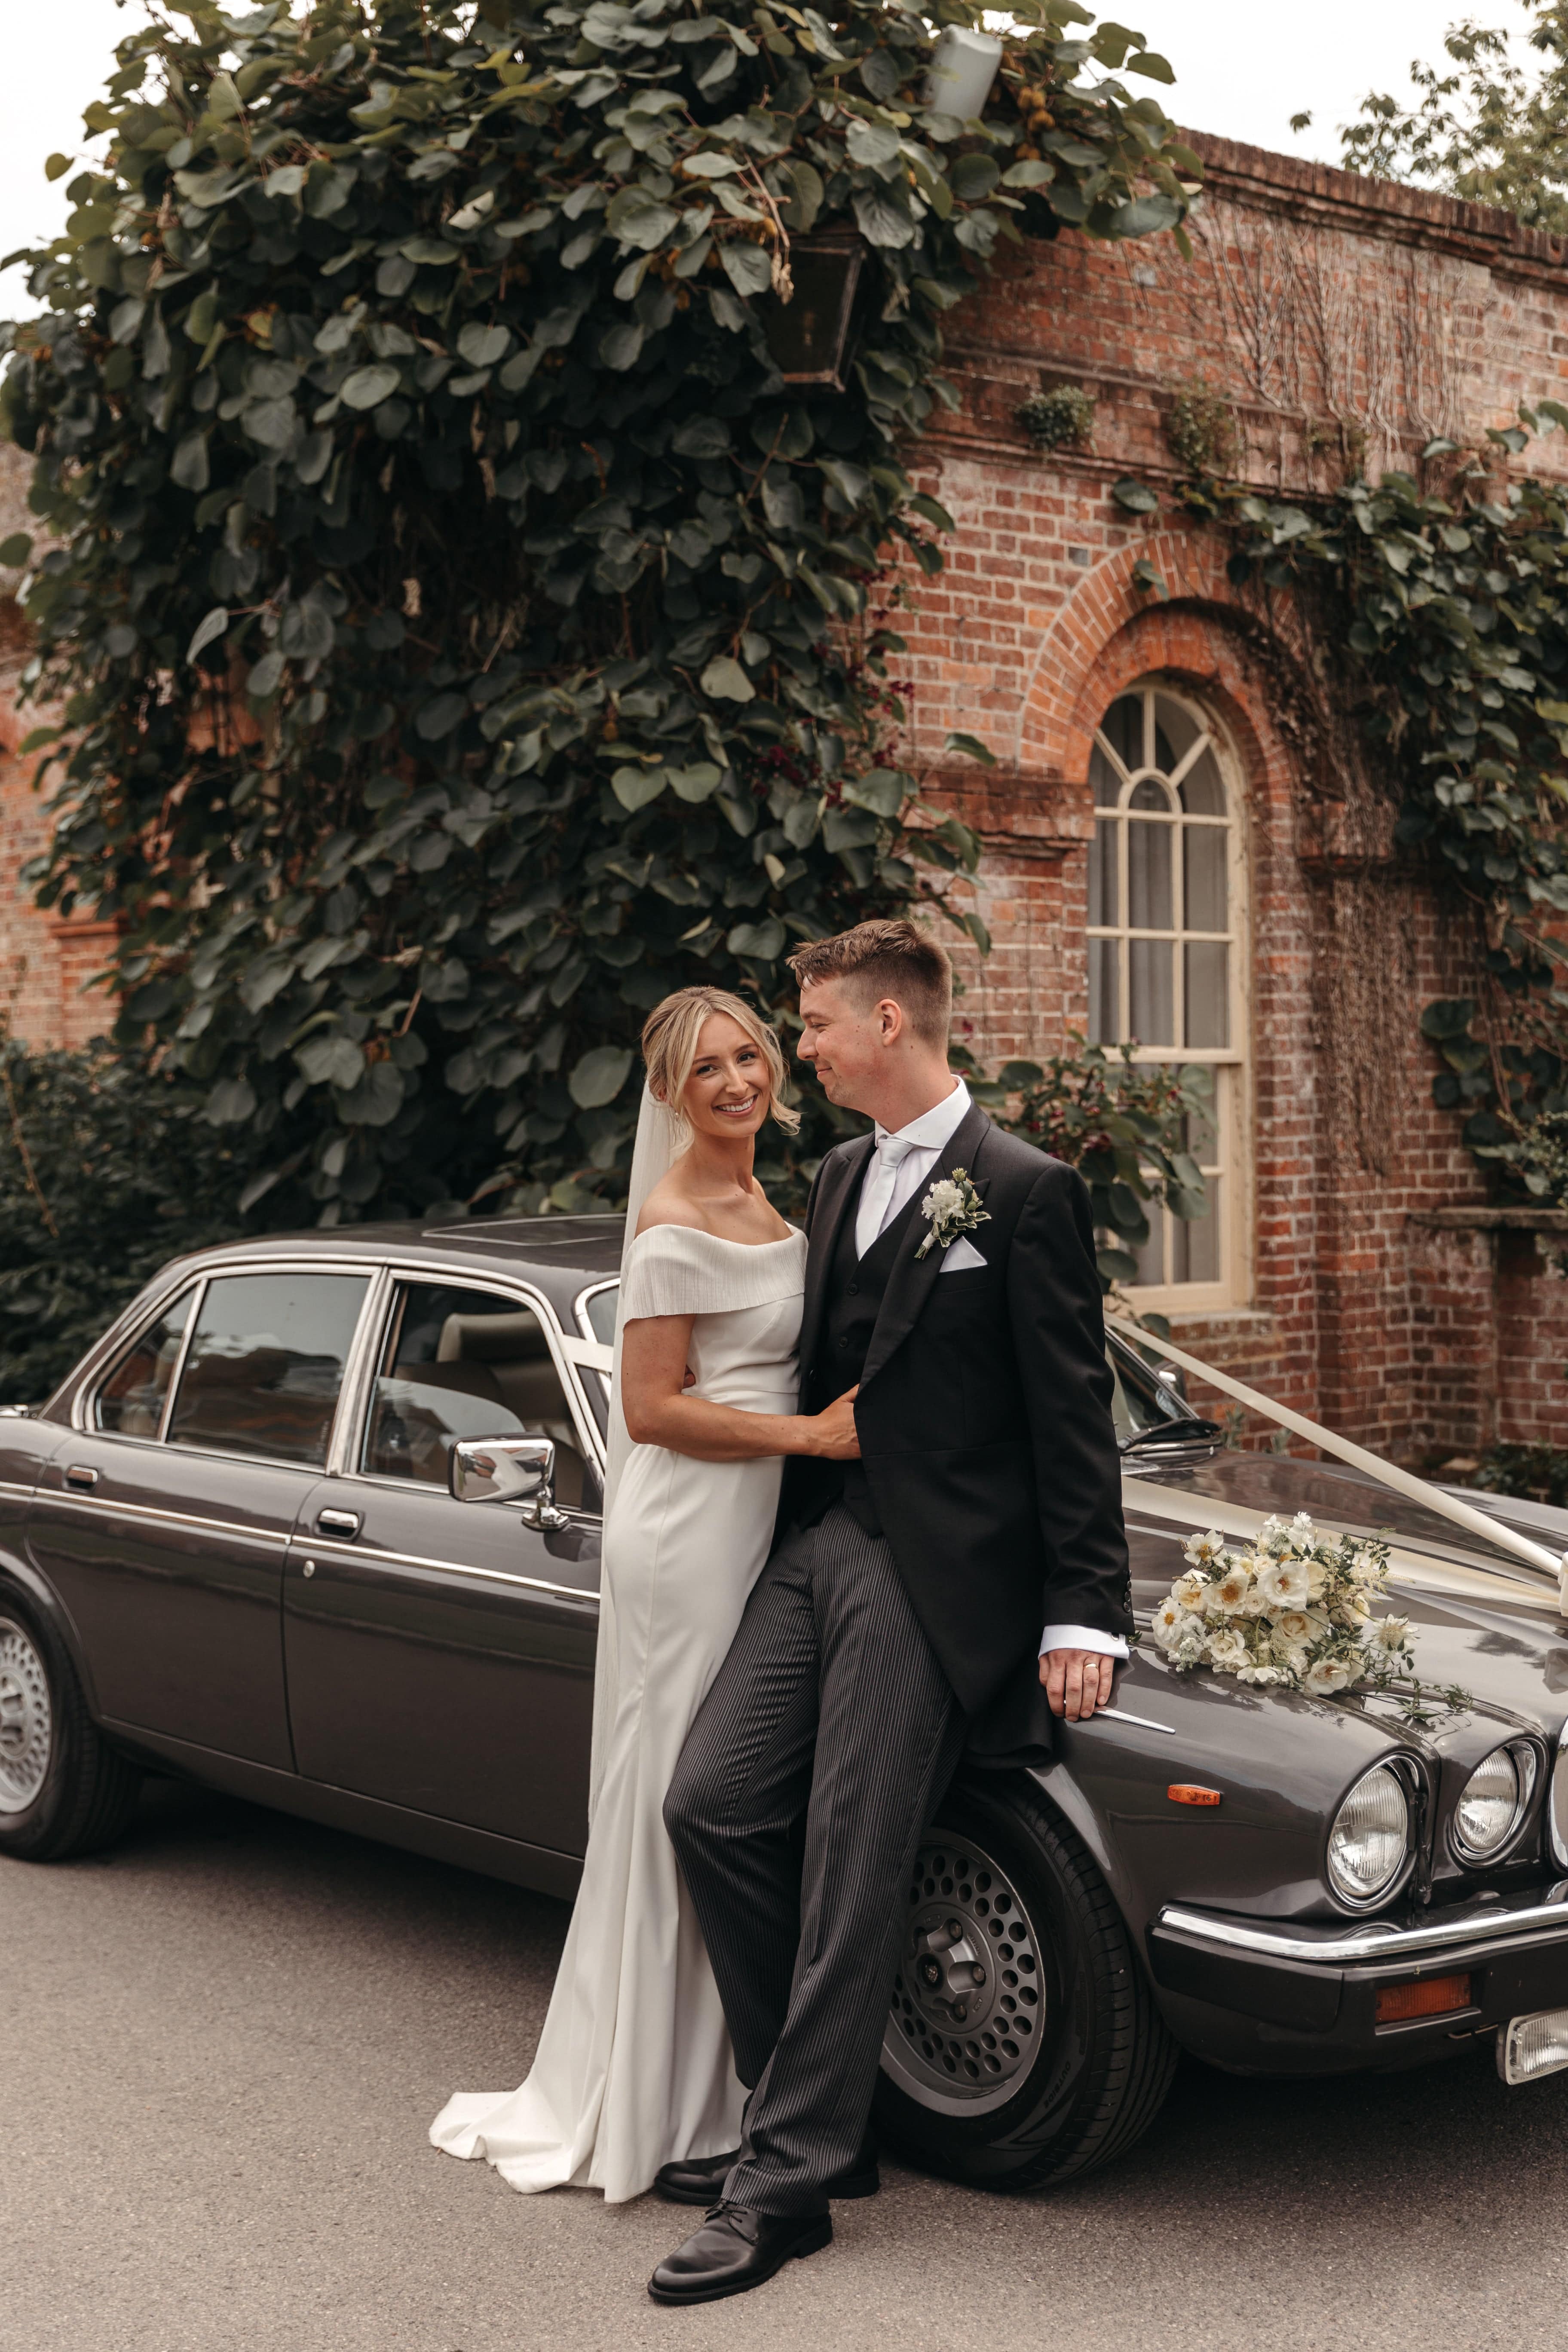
top-left (1040, 1647), bottom-right (1114, 1721)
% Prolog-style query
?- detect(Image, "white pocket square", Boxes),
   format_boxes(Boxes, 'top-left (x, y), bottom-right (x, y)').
top-left (938, 1236), bottom-right (988, 1273)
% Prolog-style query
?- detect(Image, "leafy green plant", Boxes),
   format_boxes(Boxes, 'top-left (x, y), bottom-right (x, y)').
top-left (970, 1036), bottom-right (1211, 1292)
top-left (1016, 381), bottom-right (1096, 451)
top-left (1447, 1439), bottom-right (1568, 1507)
top-left (0, 0), bottom-right (1194, 1229)
top-left (1164, 379), bottom-right (1238, 478)
top-left (0, 1038), bottom-right (265, 1402)
top-left (1341, 2), bottom-right (1568, 233)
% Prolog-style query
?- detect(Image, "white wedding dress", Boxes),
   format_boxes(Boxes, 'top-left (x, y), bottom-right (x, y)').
top-left (429, 1213), bottom-right (807, 2202)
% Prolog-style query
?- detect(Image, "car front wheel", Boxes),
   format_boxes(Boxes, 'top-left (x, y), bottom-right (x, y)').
top-left (874, 1778), bottom-right (1176, 2192)
top-left (0, 1593), bottom-right (140, 1861)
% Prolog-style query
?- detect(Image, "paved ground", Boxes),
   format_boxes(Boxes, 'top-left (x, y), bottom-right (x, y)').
top-left (7, 1780), bottom-right (1568, 2352)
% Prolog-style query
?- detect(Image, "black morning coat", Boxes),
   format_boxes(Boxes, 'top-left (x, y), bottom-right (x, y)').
top-left (778, 1097), bottom-right (1133, 1757)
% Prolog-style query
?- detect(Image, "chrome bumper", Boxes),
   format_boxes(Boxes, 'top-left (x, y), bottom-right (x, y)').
top-left (1149, 1886), bottom-right (1568, 2050)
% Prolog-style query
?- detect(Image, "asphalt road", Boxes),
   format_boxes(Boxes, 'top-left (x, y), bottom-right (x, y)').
top-left (7, 1779), bottom-right (1568, 2352)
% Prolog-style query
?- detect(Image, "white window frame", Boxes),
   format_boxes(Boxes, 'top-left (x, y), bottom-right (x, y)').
top-left (1085, 680), bottom-right (1251, 1314)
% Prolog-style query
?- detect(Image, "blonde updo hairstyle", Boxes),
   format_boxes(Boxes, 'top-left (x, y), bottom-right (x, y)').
top-left (641, 986), bottom-right (800, 1139)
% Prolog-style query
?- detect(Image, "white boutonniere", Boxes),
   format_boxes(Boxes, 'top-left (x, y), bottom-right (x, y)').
top-left (915, 1167), bottom-right (991, 1260)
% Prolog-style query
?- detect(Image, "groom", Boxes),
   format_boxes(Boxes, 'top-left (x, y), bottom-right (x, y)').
top-left (650, 919), bottom-right (1131, 2305)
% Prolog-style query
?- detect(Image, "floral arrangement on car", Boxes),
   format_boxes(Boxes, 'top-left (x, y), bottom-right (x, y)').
top-left (1151, 1511), bottom-right (1470, 1722)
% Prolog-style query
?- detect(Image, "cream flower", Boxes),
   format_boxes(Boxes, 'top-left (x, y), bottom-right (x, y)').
top-left (1182, 1529), bottom-right (1226, 1570)
top-left (1209, 1562), bottom-right (1253, 1614)
top-left (1171, 1567), bottom-right (1211, 1611)
top-left (1275, 1608), bottom-right (1316, 1645)
top-left (1152, 1596), bottom-right (1196, 1648)
top-left (1304, 1655), bottom-right (1357, 1695)
top-left (1206, 1628), bottom-right (1249, 1671)
top-left (1369, 1614), bottom-right (1411, 1654)
top-left (1256, 1556), bottom-right (1310, 1610)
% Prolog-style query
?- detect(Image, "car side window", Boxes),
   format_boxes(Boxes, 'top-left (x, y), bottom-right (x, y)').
top-left (95, 1287), bottom-right (196, 1437)
top-left (164, 1271), bottom-right (371, 1467)
top-left (363, 1280), bottom-right (589, 1507)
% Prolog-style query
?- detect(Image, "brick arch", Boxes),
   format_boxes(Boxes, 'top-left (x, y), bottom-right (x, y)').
top-left (1013, 531), bottom-right (1310, 828)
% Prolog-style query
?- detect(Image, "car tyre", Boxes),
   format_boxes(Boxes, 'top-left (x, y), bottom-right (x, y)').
top-left (0, 1589), bottom-right (140, 1861)
top-left (874, 1776), bottom-right (1176, 2192)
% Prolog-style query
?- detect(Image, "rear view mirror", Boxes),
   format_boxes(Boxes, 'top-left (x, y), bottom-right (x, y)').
top-left (450, 1435), bottom-right (567, 1531)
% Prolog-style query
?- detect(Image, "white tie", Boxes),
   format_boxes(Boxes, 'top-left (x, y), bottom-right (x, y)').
top-left (857, 1133), bottom-right (916, 1257)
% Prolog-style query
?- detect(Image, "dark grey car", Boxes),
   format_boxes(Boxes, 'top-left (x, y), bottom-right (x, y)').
top-left (6, 1218), bottom-right (1568, 2191)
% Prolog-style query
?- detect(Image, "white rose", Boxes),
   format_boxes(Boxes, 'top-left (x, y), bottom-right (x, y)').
top-left (1206, 1628), bottom-right (1248, 1671)
top-left (1256, 1556), bottom-right (1310, 1610)
top-left (1152, 1596), bottom-right (1194, 1648)
top-left (1209, 1563), bottom-right (1253, 1614)
top-left (1304, 1655), bottom-right (1357, 1695)
top-left (1275, 1608), bottom-right (1315, 1645)
top-left (1171, 1567), bottom-right (1210, 1611)
top-left (1181, 1529), bottom-right (1226, 1570)
top-left (925, 1180), bottom-right (962, 1219)
top-left (1237, 1663), bottom-right (1284, 1685)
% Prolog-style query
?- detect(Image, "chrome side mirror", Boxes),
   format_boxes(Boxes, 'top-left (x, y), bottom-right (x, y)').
top-left (449, 1435), bottom-right (567, 1531)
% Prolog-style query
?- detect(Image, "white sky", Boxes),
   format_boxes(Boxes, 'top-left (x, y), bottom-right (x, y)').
top-left (0, 0), bottom-right (1537, 315)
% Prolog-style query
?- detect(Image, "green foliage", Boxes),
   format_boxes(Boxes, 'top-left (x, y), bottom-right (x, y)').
top-left (0, 1040), bottom-right (263, 1402)
top-left (1015, 380), bottom-right (1095, 451)
top-left (1164, 379), bottom-right (1238, 478)
top-left (1341, 3), bottom-right (1568, 233)
top-left (969, 1036), bottom-right (1211, 1290)
top-left (1163, 427), bottom-right (1568, 1192)
top-left (1449, 1439), bottom-right (1568, 1507)
top-left (0, 0), bottom-right (1193, 1229)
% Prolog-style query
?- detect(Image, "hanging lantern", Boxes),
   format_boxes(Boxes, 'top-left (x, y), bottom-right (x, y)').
top-left (762, 233), bottom-right (865, 390)
top-left (925, 26), bottom-right (1003, 122)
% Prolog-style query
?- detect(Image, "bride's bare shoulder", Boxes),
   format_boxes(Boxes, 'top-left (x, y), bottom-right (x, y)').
top-left (633, 1174), bottom-right (707, 1239)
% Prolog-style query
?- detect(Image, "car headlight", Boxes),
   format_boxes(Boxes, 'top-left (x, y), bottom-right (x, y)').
top-left (1327, 1764), bottom-right (1411, 1905)
top-left (1452, 1742), bottom-right (1535, 1864)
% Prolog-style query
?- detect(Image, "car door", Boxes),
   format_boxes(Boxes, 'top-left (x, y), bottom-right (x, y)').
top-left (27, 1262), bottom-right (374, 1769)
top-left (282, 1271), bottom-right (601, 1859)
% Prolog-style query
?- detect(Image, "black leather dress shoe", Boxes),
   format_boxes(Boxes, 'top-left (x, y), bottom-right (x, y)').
top-left (653, 2135), bottom-right (879, 2206)
top-left (647, 2203), bottom-right (832, 2305)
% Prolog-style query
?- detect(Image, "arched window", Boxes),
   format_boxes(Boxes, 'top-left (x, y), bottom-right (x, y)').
top-left (1087, 683), bottom-right (1248, 1308)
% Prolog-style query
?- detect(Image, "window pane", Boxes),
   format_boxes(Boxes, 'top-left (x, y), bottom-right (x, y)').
top-left (1179, 747), bottom-right (1225, 815)
top-left (1102, 695), bottom-right (1142, 772)
top-left (584, 1288), bottom-right (619, 1345)
top-left (167, 1272), bottom-right (369, 1467)
top-left (1153, 695), bottom-right (1203, 775)
top-left (1129, 776), bottom-right (1170, 812)
top-left (96, 1288), bottom-right (194, 1437)
top-left (1129, 940), bottom-right (1174, 1043)
top-left (1183, 826), bottom-right (1228, 931)
top-left (1184, 942), bottom-right (1230, 1048)
top-left (364, 1281), bottom-right (588, 1505)
top-left (1088, 938), bottom-right (1119, 1043)
top-left (1089, 745), bottom-right (1122, 807)
top-left (1182, 1091), bottom-right (1219, 1164)
top-left (1090, 819), bottom-right (1119, 925)
top-left (1128, 821), bottom-right (1172, 930)
top-left (1132, 1214), bottom-right (1166, 1286)
top-left (1173, 1181), bottom-right (1221, 1283)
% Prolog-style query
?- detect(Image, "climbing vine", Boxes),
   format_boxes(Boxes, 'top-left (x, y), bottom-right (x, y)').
top-left (1131, 416), bottom-right (1568, 1198)
top-left (0, 0), bottom-right (1194, 1225)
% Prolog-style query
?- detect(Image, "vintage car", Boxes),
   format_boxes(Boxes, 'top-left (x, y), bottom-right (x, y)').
top-left (6, 1219), bottom-right (1568, 2194)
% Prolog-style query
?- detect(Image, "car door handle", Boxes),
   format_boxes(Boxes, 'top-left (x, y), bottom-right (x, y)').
top-left (315, 1507), bottom-right (361, 1538)
top-left (64, 1464), bottom-right (98, 1490)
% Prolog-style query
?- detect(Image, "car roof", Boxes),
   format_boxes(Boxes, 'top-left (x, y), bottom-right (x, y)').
top-left (174, 1215), bottom-right (627, 1319)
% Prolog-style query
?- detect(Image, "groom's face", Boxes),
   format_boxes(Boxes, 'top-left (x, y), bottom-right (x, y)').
top-left (796, 977), bottom-right (890, 1109)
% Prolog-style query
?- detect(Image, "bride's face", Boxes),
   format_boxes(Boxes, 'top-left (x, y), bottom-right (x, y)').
top-left (676, 1014), bottom-right (771, 1141)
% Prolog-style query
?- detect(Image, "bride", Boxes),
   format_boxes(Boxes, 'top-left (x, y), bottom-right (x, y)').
top-left (430, 985), bottom-right (859, 2201)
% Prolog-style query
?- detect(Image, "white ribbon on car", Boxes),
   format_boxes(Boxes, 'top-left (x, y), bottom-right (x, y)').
top-left (1105, 1315), bottom-right (1568, 1612)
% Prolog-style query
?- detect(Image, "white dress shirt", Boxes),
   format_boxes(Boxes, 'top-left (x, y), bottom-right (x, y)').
top-left (854, 1078), bottom-right (1127, 1666)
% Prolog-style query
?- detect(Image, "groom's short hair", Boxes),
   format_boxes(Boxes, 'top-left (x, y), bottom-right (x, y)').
top-left (788, 920), bottom-right (952, 1046)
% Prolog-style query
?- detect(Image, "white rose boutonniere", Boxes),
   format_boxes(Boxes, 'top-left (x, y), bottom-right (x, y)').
top-left (915, 1166), bottom-right (991, 1260)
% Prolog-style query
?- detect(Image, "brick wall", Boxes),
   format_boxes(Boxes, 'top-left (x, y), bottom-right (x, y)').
top-left (898, 134), bottom-right (1568, 1461)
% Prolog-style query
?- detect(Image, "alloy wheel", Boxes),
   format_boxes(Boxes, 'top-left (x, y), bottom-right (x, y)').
top-left (881, 1832), bottom-right (1046, 2117)
top-left (0, 1617), bottom-right (52, 1815)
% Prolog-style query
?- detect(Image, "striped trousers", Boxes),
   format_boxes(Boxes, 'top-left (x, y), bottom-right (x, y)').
top-left (664, 1504), bottom-right (966, 2216)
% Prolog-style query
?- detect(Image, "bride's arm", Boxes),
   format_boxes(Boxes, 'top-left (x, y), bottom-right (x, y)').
top-left (620, 1315), bottom-right (859, 1463)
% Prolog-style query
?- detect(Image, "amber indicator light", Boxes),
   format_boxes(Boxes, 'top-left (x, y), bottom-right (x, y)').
top-left (1167, 1784), bottom-right (1222, 1807)
top-left (1375, 1973), bottom-right (1472, 2024)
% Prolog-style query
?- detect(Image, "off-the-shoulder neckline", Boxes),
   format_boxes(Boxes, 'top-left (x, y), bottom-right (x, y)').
top-left (629, 1221), bottom-right (804, 1251)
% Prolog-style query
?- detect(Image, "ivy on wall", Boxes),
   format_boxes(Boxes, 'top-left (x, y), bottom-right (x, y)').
top-left (1135, 420), bottom-right (1568, 1199)
top-left (0, 0), bottom-right (1194, 1225)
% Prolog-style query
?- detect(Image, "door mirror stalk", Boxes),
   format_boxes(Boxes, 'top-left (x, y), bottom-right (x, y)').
top-left (450, 1435), bottom-right (568, 1531)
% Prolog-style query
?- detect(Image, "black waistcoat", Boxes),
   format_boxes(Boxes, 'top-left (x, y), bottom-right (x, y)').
top-left (792, 1173), bottom-right (924, 1535)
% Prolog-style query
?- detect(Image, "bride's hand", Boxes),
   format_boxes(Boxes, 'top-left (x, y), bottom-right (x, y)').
top-left (808, 1387), bottom-right (861, 1461)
